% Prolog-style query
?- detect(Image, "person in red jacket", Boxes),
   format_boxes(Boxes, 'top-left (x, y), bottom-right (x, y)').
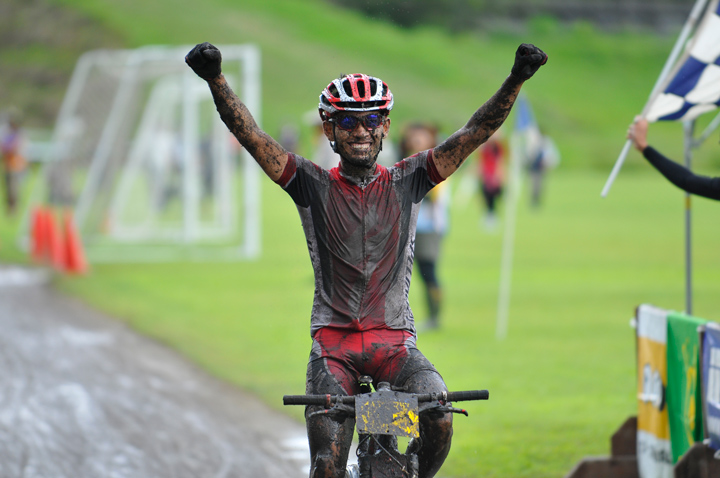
top-left (478, 132), bottom-right (506, 230)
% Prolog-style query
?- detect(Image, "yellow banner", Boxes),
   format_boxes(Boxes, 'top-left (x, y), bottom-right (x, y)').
top-left (637, 335), bottom-right (669, 438)
top-left (636, 304), bottom-right (673, 478)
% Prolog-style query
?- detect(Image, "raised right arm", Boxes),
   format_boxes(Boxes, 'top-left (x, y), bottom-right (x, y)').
top-left (186, 43), bottom-right (287, 181)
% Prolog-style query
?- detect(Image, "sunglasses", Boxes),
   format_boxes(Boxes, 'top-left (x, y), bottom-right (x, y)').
top-left (330, 113), bottom-right (385, 131)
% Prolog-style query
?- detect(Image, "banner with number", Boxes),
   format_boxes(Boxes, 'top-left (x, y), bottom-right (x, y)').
top-left (636, 305), bottom-right (673, 478)
top-left (666, 312), bottom-right (708, 461)
top-left (702, 323), bottom-right (720, 450)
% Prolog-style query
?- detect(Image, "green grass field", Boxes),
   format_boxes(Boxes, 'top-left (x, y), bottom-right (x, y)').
top-left (27, 166), bottom-right (718, 478)
top-left (3, 0), bottom-right (720, 476)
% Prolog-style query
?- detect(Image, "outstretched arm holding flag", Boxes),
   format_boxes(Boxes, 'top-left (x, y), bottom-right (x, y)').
top-left (601, 0), bottom-right (720, 197)
top-left (627, 117), bottom-right (720, 200)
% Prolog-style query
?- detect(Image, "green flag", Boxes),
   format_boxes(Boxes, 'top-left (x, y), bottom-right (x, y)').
top-left (666, 312), bottom-right (709, 462)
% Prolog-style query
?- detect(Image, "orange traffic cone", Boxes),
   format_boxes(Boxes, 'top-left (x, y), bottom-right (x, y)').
top-left (45, 209), bottom-right (65, 270)
top-left (62, 210), bottom-right (88, 274)
top-left (30, 206), bottom-right (48, 263)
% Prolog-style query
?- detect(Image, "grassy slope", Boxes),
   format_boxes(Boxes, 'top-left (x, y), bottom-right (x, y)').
top-left (4, 1), bottom-right (720, 477)
top-left (0, 0), bottom-right (125, 127)
top-left (49, 0), bottom-right (710, 170)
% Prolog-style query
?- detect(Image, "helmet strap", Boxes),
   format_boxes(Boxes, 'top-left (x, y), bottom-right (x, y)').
top-left (331, 123), bottom-right (338, 153)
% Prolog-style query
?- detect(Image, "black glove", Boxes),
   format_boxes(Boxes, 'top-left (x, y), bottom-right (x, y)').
top-left (511, 43), bottom-right (547, 81)
top-left (185, 42), bottom-right (222, 80)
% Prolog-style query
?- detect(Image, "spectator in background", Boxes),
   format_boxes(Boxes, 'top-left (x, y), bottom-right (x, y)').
top-left (400, 123), bottom-right (448, 331)
top-left (478, 131), bottom-right (506, 231)
top-left (526, 128), bottom-right (559, 209)
top-left (279, 121), bottom-right (300, 153)
top-left (1, 109), bottom-right (28, 216)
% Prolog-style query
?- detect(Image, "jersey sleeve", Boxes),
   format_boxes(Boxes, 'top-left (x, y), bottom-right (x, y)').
top-left (274, 152), bottom-right (325, 207)
top-left (644, 147), bottom-right (720, 200)
top-left (393, 149), bottom-right (445, 204)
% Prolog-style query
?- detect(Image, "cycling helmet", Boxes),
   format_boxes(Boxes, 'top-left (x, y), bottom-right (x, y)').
top-left (319, 73), bottom-right (394, 118)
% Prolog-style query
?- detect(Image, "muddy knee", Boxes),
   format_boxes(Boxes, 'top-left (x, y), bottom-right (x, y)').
top-left (422, 409), bottom-right (453, 445)
top-left (306, 407), bottom-right (354, 478)
top-left (310, 452), bottom-right (346, 478)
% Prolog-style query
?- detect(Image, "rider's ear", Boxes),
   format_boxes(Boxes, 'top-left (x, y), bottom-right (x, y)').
top-left (322, 121), bottom-right (335, 140)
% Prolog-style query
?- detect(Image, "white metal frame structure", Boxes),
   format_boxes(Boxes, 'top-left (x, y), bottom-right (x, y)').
top-left (23, 44), bottom-right (262, 262)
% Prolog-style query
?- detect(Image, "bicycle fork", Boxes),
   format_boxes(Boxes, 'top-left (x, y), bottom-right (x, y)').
top-left (356, 433), bottom-right (419, 478)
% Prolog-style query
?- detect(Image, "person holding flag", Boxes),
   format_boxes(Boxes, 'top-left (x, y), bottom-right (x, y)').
top-left (602, 0), bottom-right (720, 198)
top-left (627, 116), bottom-right (720, 200)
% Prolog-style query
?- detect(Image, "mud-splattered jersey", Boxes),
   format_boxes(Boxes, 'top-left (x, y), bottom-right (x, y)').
top-left (275, 150), bottom-right (444, 337)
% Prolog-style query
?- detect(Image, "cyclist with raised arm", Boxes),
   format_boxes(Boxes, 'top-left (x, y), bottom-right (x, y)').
top-left (186, 42), bottom-right (547, 478)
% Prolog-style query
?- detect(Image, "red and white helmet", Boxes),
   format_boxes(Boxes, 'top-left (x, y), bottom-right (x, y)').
top-left (319, 73), bottom-right (394, 118)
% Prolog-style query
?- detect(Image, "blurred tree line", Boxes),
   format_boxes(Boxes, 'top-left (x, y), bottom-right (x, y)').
top-left (0, 0), bottom-right (123, 127)
top-left (330, 0), bottom-right (693, 32)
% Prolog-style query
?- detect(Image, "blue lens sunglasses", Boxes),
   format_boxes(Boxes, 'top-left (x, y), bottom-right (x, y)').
top-left (330, 113), bottom-right (385, 131)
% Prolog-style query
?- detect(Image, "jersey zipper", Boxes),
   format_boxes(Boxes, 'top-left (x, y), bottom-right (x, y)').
top-left (357, 184), bottom-right (369, 324)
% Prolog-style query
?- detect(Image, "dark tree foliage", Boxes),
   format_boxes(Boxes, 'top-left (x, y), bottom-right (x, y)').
top-left (331, 0), bottom-right (489, 30)
top-left (329, 0), bottom-right (694, 31)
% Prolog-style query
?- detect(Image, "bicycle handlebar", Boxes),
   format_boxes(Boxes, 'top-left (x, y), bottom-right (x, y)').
top-left (446, 390), bottom-right (489, 402)
top-left (282, 389), bottom-right (489, 406)
top-left (283, 394), bottom-right (354, 406)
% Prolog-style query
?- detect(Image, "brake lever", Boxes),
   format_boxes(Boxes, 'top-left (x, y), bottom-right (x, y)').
top-left (309, 404), bottom-right (355, 420)
top-left (446, 406), bottom-right (469, 416)
top-left (418, 402), bottom-right (469, 417)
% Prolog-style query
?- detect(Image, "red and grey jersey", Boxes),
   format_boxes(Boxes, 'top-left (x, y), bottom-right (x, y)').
top-left (275, 150), bottom-right (444, 337)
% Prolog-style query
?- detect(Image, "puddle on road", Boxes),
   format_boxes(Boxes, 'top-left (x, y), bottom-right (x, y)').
top-left (0, 266), bottom-right (49, 287)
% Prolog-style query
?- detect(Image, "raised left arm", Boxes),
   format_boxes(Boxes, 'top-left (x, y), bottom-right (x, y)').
top-left (433, 44), bottom-right (547, 179)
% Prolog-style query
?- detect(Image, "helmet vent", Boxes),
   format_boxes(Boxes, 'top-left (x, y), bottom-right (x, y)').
top-left (356, 81), bottom-right (366, 98)
top-left (319, 73), bottom-right (393, 115)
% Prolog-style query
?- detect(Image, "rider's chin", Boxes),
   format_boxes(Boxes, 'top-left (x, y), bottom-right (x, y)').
top-left (342, 147), bottom-right (377, 169)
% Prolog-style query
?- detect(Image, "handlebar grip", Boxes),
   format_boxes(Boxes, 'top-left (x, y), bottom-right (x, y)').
top-left (446, 390), bottom-right (489, 402)
top-left (283, 395), bottom-right (330, 406)
top-left (283, 394), bottom-right (356, 406)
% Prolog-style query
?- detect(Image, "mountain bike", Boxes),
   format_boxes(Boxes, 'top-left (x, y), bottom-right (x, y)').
top-left (283, 375), bottom-right (489, 478)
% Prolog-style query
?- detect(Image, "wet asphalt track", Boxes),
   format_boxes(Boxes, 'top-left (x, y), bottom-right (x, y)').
top-left (0, 265), bottom-right (309, 478)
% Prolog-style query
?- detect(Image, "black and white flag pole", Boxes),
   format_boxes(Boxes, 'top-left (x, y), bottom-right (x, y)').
top-left (600, 0), bottom-right (712, 197)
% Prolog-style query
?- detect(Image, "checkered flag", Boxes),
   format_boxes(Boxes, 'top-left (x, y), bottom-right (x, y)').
top-left (646, 0), bottom-right (720, 122)
top-left (601, 0), bottom-right (720, 196)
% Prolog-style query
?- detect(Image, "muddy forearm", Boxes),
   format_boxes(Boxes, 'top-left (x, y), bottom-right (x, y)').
top-left (207, 75), bottom-right (287, 180)
top-left (434, 75), bottom-right (523, 178)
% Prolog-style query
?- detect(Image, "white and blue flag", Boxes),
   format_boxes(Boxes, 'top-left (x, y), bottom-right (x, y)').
top-left (646, 0), bottom-right (720, 122)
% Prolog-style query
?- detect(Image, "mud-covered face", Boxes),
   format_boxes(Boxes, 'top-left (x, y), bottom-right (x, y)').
top-left (324, 112), bottom-right (390, 170)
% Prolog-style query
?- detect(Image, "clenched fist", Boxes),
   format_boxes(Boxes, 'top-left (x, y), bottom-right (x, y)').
top-left (185, 42), bottom-right (222, 80)
top-left (511, 43), bottom-right (547, 81)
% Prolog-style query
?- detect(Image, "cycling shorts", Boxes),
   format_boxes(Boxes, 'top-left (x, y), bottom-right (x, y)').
top-left (306, 327), bottom-right (443, 396)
